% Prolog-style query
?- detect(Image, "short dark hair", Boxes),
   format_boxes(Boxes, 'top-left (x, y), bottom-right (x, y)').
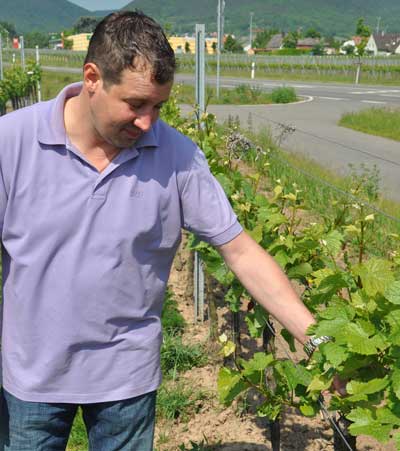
top-left (84, 11), bottom-right (176, 86)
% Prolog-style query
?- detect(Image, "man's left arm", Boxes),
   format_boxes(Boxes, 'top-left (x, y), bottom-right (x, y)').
top-left (217, 230), bottom-right (316, 345)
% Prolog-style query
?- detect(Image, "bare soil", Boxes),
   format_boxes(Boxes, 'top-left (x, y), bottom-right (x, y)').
top-left (154, 237), bottom-right (396, 451)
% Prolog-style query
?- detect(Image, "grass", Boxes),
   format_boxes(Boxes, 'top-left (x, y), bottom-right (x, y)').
top-left (176, 83), bottom-right (297, 105)
top-left (161, 289), bottom-right (186, 334)
top-left (66, 409), bottom-right (87, 451)
top-left (160, 288), bottom-right (207, 379)
top-left (161, 333), bottom-right (207, 379)
top-left (41, 70), bottom-right (81, 100)
top-left (156, 382), bottom-right (208, 422)
top-left (339, 107), bottom-right (400, 142)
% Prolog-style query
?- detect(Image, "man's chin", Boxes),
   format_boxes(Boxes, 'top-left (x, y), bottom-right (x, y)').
top-left (109, 136), bottom-right (138, 149)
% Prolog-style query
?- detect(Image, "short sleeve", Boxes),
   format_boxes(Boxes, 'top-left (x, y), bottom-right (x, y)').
top-left (179, 147), bottom-right (242, 246)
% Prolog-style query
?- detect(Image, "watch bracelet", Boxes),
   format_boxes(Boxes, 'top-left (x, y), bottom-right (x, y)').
top-left (303, 335), bottom-right (332, 357)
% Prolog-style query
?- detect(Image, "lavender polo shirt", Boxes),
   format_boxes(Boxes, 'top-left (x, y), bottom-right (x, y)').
top-left (0, 83), bottom-right (242, 403)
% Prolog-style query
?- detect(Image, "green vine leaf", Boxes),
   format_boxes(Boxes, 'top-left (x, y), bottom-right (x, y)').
top-left (240, 352), bottom-right (275, 377)
top-left (384, 281), bottom-right (400, 305)
top-left (217, 367), bottom-right (248, 406)
top-left (320, 230), bottom-right (344, 256)
top-left (321, 342), bottom-right (349, 367)
top-left (347, 377), bottom-right (389, 396)
top-left (347, 408), bottom-right (393, 443)
top-left (353, 258), bottom-right (394, 296)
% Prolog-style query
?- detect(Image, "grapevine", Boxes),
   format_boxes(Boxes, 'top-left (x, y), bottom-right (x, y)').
top-left (161, 96), bottom-right (400, 449)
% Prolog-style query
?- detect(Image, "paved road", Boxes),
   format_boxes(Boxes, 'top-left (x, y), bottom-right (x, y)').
top-left (177, 74), bottom-right (400, 203)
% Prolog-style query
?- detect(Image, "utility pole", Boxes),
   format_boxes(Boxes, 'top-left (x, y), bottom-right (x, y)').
top-left (249, 11), bottom-right (254, 49)
top-left (376, 17), bottom-right (381, 34)
top-left (216, 0), bottom-right (225, 98)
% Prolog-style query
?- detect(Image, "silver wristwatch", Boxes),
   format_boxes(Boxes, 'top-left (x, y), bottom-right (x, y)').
top-left (303, 335), bottom-right (332, 358)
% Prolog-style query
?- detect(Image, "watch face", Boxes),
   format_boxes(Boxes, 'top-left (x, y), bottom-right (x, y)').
top-left (312, 337), bottom-right (322, 346)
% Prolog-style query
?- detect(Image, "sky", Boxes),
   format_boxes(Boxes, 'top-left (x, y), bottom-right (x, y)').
top-left (68, 0), bottom-right (131, 11)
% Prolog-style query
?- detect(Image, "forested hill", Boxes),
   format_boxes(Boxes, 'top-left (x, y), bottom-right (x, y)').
top-left (0, 0), bottom-right (91, 33)
top-left (123, 0), bottom-right (400, 36)
top-left (2, 0), bottom-right (399, 36)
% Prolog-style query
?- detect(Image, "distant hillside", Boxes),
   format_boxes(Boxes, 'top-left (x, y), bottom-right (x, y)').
top-left (123, 0), bottom-right (400, 36)
top-left (91, 10), bottom-right (116, 18)
top-left (2, 0), bottom-right (399, 37)
top-left (0, 0), bottom-right (90, 33)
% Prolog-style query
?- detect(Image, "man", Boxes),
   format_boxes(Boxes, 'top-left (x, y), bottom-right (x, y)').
top-left (0, 11), bottom-right (319, 451)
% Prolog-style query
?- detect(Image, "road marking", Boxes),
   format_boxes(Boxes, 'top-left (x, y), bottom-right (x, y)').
top-left (380, 94), bottom-right (400, 98)
top-left (362, 100), bottom-right (387, 104)
top-left (292, 84), bottom-right (313, 88)
top-left (318, 96), bottom-right (346, 101)
top-left (221, 84), bottom-right (235, 88)
top-left (267, 95), bottom-right (314, 106)
top-left (351, 90), bottom-right (400, 95)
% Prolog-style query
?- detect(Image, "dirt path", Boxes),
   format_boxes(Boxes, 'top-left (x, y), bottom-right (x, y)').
top-left (154, 237), bottom-right (396, 451)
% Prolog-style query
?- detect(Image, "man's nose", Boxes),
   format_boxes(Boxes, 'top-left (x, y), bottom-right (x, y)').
top-left (133, 111), bottom-right (156, 133)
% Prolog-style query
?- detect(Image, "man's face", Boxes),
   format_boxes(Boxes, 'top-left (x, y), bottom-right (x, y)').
top-left (88, 67), bottom-right (173, 149)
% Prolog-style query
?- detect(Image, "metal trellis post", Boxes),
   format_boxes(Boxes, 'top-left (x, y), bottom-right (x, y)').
top-left (0, 34), bottom-right (3, 80)
top-left (20, 35), bottom-right (25, 70)
top-left (35, 46), bottom-right (41, 102)
top-left (194, 24), bottom-right (206, 323)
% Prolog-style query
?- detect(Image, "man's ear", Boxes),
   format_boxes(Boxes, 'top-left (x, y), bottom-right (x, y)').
top-left (83, 63), bottom-right (102, 94)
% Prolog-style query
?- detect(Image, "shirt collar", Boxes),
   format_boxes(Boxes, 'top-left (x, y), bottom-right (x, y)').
top-left (37, 82), bottom-right (159, 150)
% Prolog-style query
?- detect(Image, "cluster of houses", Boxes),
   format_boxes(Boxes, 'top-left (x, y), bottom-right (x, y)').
top-left (248, 34), bottom-right (331, 54)
top-left (60, 30), bottom-right (400, 57)
top-left (253, 31), bottom-right (400, 56)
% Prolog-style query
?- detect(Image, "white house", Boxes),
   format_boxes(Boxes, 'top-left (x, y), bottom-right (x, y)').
top-left (366, 32), bottom-right (400, 56)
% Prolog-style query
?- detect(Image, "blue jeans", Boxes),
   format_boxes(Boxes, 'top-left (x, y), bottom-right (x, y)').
top-left (0, 388), bottom-right (156, 451)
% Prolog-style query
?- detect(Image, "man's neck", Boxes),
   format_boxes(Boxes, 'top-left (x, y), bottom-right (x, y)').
top-left (64, 94), bottom-right (121, 172)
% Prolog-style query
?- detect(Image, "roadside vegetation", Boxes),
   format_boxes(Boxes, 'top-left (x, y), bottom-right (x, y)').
top-left (339, 107), bottom-right (400, 142)
top-left (176, 83), bottom-right (298, 105)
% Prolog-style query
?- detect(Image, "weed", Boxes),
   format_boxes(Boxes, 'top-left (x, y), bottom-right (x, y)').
top-left (178, 436), bottom-right (220, 450)
top-left (161, 333), bottom-right (207, 379)
top-left (161, 289), bottom-right (186, 334)
top-left (270, 86), bottom-right (297, 104)
top-left (156, 383), bottom-right (208, 422)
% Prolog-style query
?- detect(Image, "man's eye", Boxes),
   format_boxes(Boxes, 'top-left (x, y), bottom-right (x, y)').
top-left (127, 102), bottom-right (142, 110)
